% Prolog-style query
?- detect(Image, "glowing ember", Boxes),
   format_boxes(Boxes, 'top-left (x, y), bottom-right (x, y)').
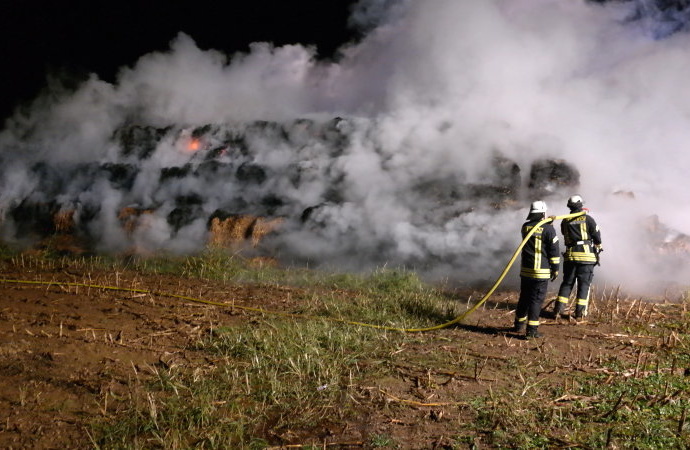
top-left (188, 138), bottom-right (201, 152)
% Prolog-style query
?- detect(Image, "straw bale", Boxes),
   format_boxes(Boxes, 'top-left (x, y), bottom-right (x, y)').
top-left (249, 217), bottom-right (285, 246)
top-left (53, 209), bottom-right (76, 233)
top-left (118, 207), bottom-right (155, 234)
top-left (659, 237), bottom-right (690, 255)
top-left (208, 215), bottom-right (256, 247)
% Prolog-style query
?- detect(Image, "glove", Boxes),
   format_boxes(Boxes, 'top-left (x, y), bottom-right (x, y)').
top-left (550, 270), bottom-right (559, 281)
top-left (595, 244), bottom-right (603, 253)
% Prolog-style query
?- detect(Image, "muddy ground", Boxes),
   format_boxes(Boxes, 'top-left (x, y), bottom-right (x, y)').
top-left (0, 257), bottom-right (681, 449)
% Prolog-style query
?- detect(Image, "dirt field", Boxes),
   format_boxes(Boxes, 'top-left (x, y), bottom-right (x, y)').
top-left (0, 256), bottom-right (684, 448)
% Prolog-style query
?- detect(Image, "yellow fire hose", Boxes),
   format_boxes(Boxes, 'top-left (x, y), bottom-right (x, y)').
top-left (0, 211), bottom-right (584, 333)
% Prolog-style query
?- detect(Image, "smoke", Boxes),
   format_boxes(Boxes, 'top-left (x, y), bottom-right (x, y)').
top-left (617, 0), bottom-right (690, 39)
top-left (2, 0), bottom-right (690, 293)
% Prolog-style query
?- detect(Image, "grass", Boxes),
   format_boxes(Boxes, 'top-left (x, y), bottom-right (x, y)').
top-left (2, 245), bottom-right (690, 448)
top-left (465, 289), bottom-right (690, 450)
top-left (469, 353), bottom-right (690, 449)
top-left (4, 247), bottom-right (462, 330)
top-left (472, 372), bottom-right (689, 447)
top-left (92, 315), bottom-right (408, 448)
top-left (0, 242), bottom-right (16, 260)
top-left (14, 249), bottom-right (440, 448)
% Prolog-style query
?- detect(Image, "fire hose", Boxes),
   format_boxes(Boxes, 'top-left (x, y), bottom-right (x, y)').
top-left (0, 211), bottom-right (585, 333)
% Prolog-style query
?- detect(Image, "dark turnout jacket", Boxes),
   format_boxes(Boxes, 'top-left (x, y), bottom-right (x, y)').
top-left (561, 210), bottom-right (602, 264)
top-left (520, 217), bottom-right (561, 279)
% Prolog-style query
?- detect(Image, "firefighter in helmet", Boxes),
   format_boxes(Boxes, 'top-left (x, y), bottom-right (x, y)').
top-left (515, 200), bottom-right (560, 339)
top-left (553, 195), bottom-right (602, 320)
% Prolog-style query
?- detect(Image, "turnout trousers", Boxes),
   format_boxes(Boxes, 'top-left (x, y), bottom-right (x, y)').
top-left (515, 277), bottom-right (548, 329)
top-left (556, 261), bottom-right (594, 314)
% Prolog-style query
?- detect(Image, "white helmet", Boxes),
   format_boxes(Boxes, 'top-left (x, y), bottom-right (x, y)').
top-left (529, 200), bottom-right (548, 214)
top-left (567, 195), bottom-right (583, 209)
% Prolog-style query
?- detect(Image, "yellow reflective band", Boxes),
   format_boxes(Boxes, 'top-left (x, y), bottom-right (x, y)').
top-left (566, 257), bottom-right (597, 263)
top-left (520, 268), bottom-right (550, 279)
top-left (577, 298), bottom-right (589, 306)
top-left (580, 222), bottom-right (588, 241)
top-left (567, 252), bottom-right (596, 257)
top-left (517, 317), bottom-right (527, 323)
top-left (521, 268), bottom-right (550, 274)
top-left (564, 250), bottom-right (596, 262)
top-left (528, 320), bottom-right (540, 326)
top-left (557, 297), bottom-right (568, 304)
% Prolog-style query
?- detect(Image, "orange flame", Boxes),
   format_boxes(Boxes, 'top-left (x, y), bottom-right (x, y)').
top-left (188, 138), bottom-right (201, 152)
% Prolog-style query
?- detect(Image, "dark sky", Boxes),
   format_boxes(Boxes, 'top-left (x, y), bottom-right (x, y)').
top-left (0, 0), bottom-right (361, 123)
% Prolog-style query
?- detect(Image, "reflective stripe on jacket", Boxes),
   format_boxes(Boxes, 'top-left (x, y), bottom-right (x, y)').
top-left (561, 212), bottom-right (602, 264)
top-left (520, 219), bottom-right (560, 279)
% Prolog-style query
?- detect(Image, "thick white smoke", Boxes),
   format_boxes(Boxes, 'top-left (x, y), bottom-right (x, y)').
top-left (1, 0), bottom-right (689, 293)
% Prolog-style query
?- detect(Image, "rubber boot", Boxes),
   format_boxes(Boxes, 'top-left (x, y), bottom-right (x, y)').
top-left (574, 305), bottom-right (587, 320)
top-left (513, 322), bottom-right (526, 333)
top-left (525, 326), bottom-right (542, 339)
top-left (553, 301), bottom-right (565, 318)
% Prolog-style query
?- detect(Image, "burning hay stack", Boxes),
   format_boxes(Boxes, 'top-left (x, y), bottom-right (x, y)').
top-left (0, 116), bottom-right (585, 261)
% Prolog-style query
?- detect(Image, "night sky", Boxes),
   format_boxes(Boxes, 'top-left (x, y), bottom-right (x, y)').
top-left (0, 0), bottom-right (360, 123)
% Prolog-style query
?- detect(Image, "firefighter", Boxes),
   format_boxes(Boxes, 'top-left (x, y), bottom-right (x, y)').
top-left (553, 195), bottom-right (603, 320)
top-left (515, 200), bottom-right (560, 339)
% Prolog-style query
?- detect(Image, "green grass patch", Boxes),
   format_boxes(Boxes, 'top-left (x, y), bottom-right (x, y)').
top-left (93, 319), bottom-right (406, 448)
top-left (468, 332), bottom-right (690, 449)
top-left (0, 241), bottom-right (17, 260)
